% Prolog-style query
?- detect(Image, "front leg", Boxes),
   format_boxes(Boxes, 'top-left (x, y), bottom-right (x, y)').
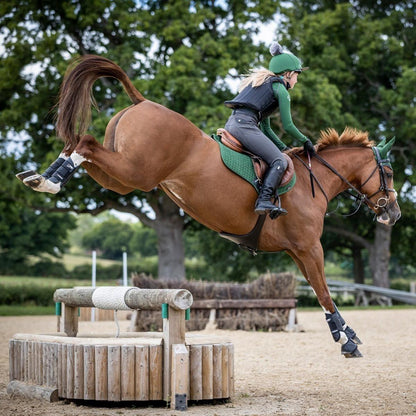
top-left (325, 303), bottom-right (362, 358)
top-left (287, 245), bottom-right (363, 358)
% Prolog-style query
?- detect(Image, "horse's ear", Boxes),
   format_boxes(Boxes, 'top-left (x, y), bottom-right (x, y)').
top-left (377, 137), bottom-right (395, 159)
top-left (377, 138), bottom-right (387, 147)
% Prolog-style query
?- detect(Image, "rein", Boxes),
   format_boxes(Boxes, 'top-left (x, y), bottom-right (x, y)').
top-left (293, 147), bottom-right (395, 217)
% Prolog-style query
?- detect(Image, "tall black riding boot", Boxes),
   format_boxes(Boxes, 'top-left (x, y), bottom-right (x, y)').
top-left (254, 159), bottom-right (288, 219)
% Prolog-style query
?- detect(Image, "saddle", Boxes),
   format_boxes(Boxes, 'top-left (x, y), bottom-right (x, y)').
top-left (216, 128), bottom-right (294, 187)
top-left (213, 128), bottom-right (297, 255)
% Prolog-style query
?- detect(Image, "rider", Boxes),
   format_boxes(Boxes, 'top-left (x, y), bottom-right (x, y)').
top-left (224, 42), bottom-right (315, 219)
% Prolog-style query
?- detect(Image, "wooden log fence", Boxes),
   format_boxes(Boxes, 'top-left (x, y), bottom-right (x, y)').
top-left (8, 286), bottom-right (234, 411)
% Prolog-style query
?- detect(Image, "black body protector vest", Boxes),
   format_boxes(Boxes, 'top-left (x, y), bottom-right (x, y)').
top-left (224, 76), bottom-right (285, 121)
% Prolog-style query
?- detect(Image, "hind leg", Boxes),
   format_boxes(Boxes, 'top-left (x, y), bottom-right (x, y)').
top-left (16, 151), bottom-right (71, 193)
top-left (74, 134), bottom-right (160, 191)
top-left (17, 138), bottom-right (135, 195)
top-left (17, 151), bottom-right (83, 194)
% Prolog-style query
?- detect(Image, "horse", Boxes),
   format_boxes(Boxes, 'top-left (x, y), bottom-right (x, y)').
top-left (16, 55), bottom-right (401, 358)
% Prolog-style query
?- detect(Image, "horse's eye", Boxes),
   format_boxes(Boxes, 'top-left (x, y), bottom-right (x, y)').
top-left (386, 172), bottom-right (393, 179)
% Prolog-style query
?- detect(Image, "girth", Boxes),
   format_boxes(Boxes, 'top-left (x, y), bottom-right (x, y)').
top-left (219, 215), bottom-right (267, 256)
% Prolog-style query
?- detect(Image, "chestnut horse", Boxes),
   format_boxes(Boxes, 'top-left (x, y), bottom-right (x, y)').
top-left (17, 55), bottom-right (401, 357)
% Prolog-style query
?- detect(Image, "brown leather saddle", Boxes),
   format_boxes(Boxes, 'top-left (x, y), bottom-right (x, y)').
top-left (216, 128), bottom-right (294, 186)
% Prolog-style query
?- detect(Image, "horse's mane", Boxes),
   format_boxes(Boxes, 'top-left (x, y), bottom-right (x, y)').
top-left (317, 127), bottom-right (373, 150)
top-left (287, 127), bottom-right (374, 156)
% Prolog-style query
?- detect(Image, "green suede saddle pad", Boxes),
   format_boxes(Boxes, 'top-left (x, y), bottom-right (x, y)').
top-left (211, 134), bottom-right (296, 195)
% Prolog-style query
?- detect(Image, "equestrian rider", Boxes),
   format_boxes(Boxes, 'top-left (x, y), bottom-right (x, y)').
top-left (224, 42), bottom-right (315, 219)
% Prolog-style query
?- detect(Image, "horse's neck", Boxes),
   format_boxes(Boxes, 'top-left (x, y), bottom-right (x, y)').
top-left (314, 147), bottom-right (373, 200)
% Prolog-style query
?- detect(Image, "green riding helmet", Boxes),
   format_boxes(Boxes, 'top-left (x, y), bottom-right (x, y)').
top-left (268, 42), bottom-right (307, 74)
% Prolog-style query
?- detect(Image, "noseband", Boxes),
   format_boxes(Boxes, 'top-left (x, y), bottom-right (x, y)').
top-left (359, 147), bottom-right (397, 213)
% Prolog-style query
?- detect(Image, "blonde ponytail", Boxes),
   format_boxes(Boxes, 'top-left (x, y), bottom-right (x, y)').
top-left (238, 68), bottom-right (277, 92)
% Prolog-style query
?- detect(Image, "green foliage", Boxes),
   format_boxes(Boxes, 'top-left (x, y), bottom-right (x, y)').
top-left (69, 263), bottom-right (122, 280)
top-left (1, 0), bottom-right (415, 283)
top-left (82, 218), bottom-right (133, 259)
top-left (0, 282), bottom-right (56, 306)
top-left (184, 226), bottom-right (293, 282)
top-left (0, 305), bottom-right (55, 316)
top-left (128, 223), bottom-right (158, 257)
top-left (80, 217), bottom-right (158, 258)
top-left (390, 278), bottom-right (413, 292)
top-left (0, 155), bottom-right (77, 274)
top-left (280, 0), bottom-right (416, 277)
top-left (0, 0), bottom-right (286, 281)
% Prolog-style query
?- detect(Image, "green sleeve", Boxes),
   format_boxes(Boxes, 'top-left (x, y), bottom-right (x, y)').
top-left (273, 82), bottom-right (309, 144)
top-left (259, 118), bottom-right (288, 151)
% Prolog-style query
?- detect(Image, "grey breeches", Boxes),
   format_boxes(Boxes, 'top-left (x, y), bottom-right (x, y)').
top-left (224, 110), bottom-right (287, 168)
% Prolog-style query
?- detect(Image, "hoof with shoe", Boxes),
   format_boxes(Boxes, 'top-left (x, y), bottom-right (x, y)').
top-left (23, 174), bottom-right (61, 194)
top-left (343, 348), bottom-right (363, 358)
top-left (23, 174), bottom-right (46, 189)
top-left (342, 339), bottom-right (363, 358)
top-left (16, 170), bottom-right (37, 183)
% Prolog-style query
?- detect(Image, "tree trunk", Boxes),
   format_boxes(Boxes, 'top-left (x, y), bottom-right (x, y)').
top-left (368, 222), bottom-right (392, 288)
top-left (351, 246), bottom-right (365, 284)
top-left (155, 219), bottom-right (186, 280)
top-left (110, 190), bottom-right (187, 281)
top-left (152, 193), bottom-right (186, 280)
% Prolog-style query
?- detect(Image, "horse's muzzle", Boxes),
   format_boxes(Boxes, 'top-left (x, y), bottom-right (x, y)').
top-left (376, 201), bottom-right (401, 226)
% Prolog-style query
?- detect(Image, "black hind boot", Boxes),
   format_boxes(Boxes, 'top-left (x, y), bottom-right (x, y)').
top-left (254, 159), bottom-right (288, 219)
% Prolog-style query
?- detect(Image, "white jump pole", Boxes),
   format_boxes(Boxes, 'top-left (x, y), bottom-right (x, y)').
top-left (122, 251), bottom-right (128, 286)
top-left (91, 250), bottom-right (97, 322)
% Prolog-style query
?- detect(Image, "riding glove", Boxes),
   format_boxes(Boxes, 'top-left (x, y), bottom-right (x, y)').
top-left (303, 139), bottom-right (316, 155)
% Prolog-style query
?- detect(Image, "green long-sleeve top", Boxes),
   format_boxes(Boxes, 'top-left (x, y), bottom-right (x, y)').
top-left (260, 82), bottom-right (309, 151)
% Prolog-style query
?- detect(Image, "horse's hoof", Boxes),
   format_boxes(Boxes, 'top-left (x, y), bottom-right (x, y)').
top-left (352, 335), bottom-right (363, 345)
top-left (16, 170), bottom-right (37, 183)
top-left (343, 348), bottom-right (363, 358)
top-left (22, 175), bottom-right (60, 193)
top-left (341, 339), bottom-right (363, 358)
top-left (23, 174), bottom-right (45, 189)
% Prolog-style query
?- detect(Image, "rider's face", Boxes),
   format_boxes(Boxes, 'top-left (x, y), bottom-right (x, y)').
top-left (287, 72), bottom-right (299, 89)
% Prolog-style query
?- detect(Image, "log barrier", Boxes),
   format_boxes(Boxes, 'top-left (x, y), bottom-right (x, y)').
top-left (8, 287), bottom-right (234, 411)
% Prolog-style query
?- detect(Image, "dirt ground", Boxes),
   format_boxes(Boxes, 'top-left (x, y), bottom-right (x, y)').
top-left (0, 308), bottom-right (415, 416)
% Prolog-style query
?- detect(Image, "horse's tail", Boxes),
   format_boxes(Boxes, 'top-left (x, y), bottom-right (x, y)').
top-left (56, 55), bottom-right (145, 151)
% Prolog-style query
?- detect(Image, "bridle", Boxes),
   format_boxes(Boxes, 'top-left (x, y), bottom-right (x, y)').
top-left (293, 146), bottom-right (397, 217)
top-left (360, 147), bottom-right (397, 211)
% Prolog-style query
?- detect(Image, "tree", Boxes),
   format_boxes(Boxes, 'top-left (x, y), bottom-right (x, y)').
top-left (82, 218), bottom-right (134, 259)
top-left (185, 224), bottom-right (293, 282)
top-left (278, 1), bottom-right (416, 286)
top-left (0, 0), bottom-right (284, 280)
top-left (129, 223), bottom-right (158, 258)
top-left (2, 0), bottom-right (414, 284)
top-left (0, 155), bottom-right (76, 274)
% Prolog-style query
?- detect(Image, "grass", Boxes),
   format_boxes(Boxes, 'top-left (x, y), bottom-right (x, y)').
top-left (0, 275), bottom-right (124, 316)
top-left (0, 275), bottom-right (118, 287)
top-left (0, 305), bottom-right (55, 316)
top-left (62, 253), bottom-right (121, 271)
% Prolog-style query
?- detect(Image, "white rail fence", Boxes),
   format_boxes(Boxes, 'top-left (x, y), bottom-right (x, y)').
top-left (297, 278), bottom-right (416, 306)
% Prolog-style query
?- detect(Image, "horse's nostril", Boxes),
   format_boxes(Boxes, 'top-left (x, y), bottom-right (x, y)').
top-left (380, 213), bottom-right (389, 222)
